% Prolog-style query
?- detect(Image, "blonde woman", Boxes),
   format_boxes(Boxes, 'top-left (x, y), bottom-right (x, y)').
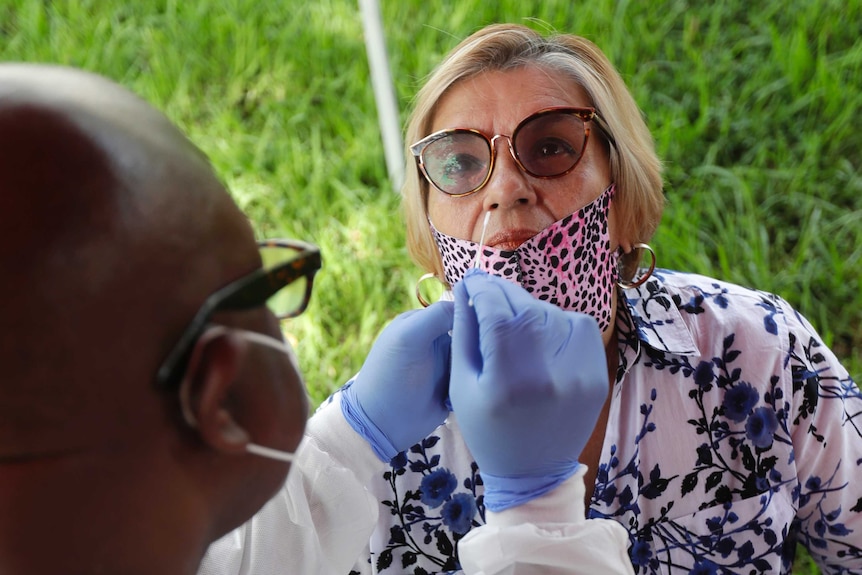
top-left (205, 24), bottom-right (861, 575)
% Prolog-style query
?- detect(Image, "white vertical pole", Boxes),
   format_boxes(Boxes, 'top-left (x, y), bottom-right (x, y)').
top-left (358, 0), bottom-right (404, 192)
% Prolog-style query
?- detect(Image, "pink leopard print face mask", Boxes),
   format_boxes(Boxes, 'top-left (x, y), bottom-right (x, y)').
top-left (430, 184), bottom-right (619, 331)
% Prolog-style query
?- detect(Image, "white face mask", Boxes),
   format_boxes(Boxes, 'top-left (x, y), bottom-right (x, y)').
top-left (179, 327), bottom-right (300, 464)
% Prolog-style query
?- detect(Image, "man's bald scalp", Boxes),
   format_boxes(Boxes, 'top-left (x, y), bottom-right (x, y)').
top-left (0, 64), bottom-right (223, 265)
top-left (0, 64), bottom-right (256, 455)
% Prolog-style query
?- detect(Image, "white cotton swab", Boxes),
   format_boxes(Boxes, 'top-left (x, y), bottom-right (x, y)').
top-left (473, 210), bottom-right (492, 269)
top-left (468, 210), bottom-right (492, 306)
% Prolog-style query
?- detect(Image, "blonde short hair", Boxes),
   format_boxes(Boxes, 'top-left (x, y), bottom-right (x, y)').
top-left (402, 24), bottom-right (664, 282)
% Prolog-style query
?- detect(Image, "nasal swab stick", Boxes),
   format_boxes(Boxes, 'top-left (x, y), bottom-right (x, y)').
top-left (473, 210), bottom-right (492, 269)
top-left (468, 210), bottom-right (492, 306)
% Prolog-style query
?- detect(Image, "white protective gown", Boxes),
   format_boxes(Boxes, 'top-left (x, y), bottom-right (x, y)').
top-left (199, 401), bottom-right (634, 575)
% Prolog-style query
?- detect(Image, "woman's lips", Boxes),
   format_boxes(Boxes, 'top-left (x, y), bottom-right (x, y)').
top-left (485, 229), bottom-right (539, 251)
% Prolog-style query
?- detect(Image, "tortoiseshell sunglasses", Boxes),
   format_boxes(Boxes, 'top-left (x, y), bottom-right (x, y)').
top-left (155, 239), bottom-right (321, 389)
top-left (411, 106), bottom-right (614, 197)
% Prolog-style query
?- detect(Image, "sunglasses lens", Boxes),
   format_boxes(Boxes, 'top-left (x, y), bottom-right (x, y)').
top-left (421, 131), bottom-right (491, 195)
top-left (267, 274), bottom-right (308, 318)
top-left (259, 245), bottom-right (312, 318)
top-left (514, 112), bottom-right (587, 177)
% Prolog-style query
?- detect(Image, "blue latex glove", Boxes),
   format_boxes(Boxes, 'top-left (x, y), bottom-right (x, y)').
top-left (450, 269), bottom-right (608, 512)
top-left (341, 300), bottom-right (454, 462)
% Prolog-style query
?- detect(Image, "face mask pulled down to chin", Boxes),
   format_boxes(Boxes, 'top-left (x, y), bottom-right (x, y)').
top-left (430, 183), bottom-right (619, 332)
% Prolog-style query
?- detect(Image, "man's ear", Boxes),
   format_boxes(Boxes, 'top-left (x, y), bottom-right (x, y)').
top-left (178, 326), bottom-right (251, 454)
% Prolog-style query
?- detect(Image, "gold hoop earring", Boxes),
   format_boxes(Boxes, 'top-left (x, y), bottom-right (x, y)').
top-left (617, 243), bottom-right (656, 290)
top-left (415, 272), bottom-right (446, 308)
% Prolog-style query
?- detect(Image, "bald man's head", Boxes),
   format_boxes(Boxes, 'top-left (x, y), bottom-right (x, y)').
top-left (0, 66), bottom-right (310, 573)
top-left (0, 64), bottom-right (259, 457)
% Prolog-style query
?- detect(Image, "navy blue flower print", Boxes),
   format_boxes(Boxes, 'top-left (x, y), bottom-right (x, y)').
top-left (693, 360), bottom-right (715, 388)
top-left (391, 451), bottom-right (408, 471)
top-left (369, 433), bottom-right (486, 573)
top-left (630, 540), bottom-right (653, 567)
top-left (421, 468), bottom-right (458, 508)
top-left (745, 406), bottom-right (779, 449)
top-left (441, 493), bottom-right (477, 534)
top-left (722, 382), bottom-right (760, 422)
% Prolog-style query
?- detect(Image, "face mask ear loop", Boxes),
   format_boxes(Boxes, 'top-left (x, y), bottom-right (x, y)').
top-left (246, 443), bottom-right (296, 462)
top-left (234, 330), bottom-right (291, 355)
top-left (178, 325), bottom-right (231, 429)
top-left (177, 326), bottom-right (299, 463)
top-left (221, 328), bottom-right (299, 463)
top-left (179, 379), bottom-right (198, 428)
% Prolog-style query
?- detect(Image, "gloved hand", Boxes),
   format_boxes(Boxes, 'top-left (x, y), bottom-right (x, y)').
top-left (341, 300), bottom-right (454, 462)
top-left (450, 269), bottom-right (608, 512)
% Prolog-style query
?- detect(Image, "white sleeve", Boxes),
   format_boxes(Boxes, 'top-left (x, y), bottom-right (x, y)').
top-left (458, 467), bottom-right (634, 575)
top-left (198, 399), bottom-right (383, 575)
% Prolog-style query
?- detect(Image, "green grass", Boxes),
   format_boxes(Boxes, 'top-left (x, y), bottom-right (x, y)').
top-left (3, 2), bottom-right (859, 572)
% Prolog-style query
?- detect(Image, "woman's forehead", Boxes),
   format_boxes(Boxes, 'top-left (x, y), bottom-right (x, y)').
top-left (430, 68), bottom-right (591, 133)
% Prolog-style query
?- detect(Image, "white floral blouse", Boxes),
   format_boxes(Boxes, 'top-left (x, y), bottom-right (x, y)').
top-left (350, 269), bottom-right (862, 575)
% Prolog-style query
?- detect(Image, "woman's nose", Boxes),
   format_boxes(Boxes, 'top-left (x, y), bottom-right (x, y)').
top-left (481, 136), bottom-right (537, 211)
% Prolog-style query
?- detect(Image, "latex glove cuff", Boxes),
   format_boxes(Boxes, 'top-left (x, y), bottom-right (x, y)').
top-left (481, 462), bottom-right (582, 512)
top-left (340, 383), bottom-right (398, 462)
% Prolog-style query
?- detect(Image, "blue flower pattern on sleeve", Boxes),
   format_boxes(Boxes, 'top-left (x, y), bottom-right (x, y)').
top-left (351, 270), bottom-right (862, 574)
top-left (365, 435), bottom-right (485, 574)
